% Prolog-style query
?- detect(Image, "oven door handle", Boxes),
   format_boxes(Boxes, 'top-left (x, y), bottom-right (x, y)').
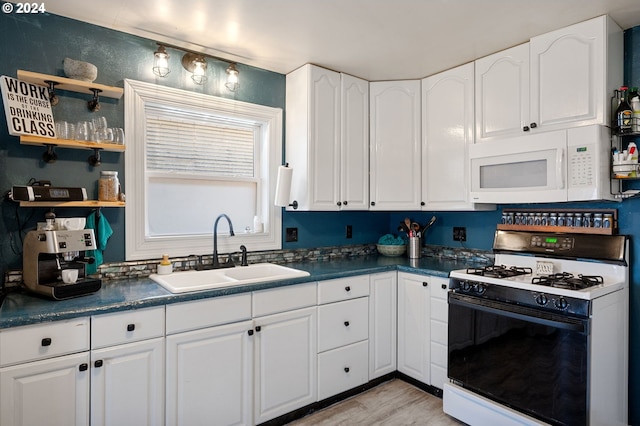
top-left (449, 293), bottom-right (588, 334)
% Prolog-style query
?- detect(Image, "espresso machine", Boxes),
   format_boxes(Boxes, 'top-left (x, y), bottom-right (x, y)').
top-left (23, 228), bottom-right (102, 300)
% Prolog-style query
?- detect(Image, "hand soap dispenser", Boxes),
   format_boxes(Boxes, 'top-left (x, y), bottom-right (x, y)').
top-left (158, 254), bottom-right (173, 275)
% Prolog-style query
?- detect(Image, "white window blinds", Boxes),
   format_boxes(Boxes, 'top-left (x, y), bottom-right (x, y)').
top-left (145, 107), bottom-right (256, 178)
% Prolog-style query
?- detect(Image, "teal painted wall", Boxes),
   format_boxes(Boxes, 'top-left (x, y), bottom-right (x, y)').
top-left (2, 8), bottom-right (640, 423)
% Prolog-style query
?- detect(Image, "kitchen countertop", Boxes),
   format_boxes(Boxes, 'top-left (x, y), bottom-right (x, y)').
top-left (0, 255), bottom-right (481, 329)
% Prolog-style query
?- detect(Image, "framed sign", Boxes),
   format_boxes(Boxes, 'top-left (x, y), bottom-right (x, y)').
top-left (1, 75), bottom-right (55, 138)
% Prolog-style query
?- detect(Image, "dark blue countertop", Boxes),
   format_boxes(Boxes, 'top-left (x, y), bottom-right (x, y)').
top-left (0, 255), bottom-right (480, 329)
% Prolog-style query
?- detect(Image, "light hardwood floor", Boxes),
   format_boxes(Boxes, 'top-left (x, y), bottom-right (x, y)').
top-left (287, 379), bottom-right (465, 425)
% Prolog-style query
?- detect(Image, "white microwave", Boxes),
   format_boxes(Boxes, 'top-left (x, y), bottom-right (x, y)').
top-left (469, 125), bottom-right (619, 204)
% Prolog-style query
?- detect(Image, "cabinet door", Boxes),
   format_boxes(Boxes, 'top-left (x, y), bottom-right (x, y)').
top-left (369, 80), bottom-right (421, 210)
top-left (254, 306), bottom-right (317, 424)
top-left (429, 277), bottom-right (450, 390)
top-left (368, 272), bottom-right (397, 379)
top-left (340, 73), bottom-right (369, 210)
top-left (422, 62), bottom-right (478, 210)
top-left (0, 352), bottom-right (90, 426)
top-left (530, 15), bottom-right (610, 132)
top-left (90, 337), bottom-right (164, 426)
top-left (166, 320), bottom-right (253, 426)
top-left (397, 273), bottom-right (430, 384)
top-left (475, 43), bottom-right (530, 141)
top-left (286, 64), bottom-right (341, 210)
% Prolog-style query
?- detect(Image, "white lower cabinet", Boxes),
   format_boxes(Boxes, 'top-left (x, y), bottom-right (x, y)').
top-left (317, 340), bottom-right (369, 400)
top-left (397, 272), bottom-right (431, 383)
top-left (368, 272), bottom-right (397, 379)
top-left (165, 320), bottom-right (254, 426)
top-left (0, 317), bottom-right (91, 426)
top-left (90, 306), bottom-right (165, 426)
top-left (429, 276), bottom-right (450, 390)
top-left (253, 306), bottom-right (317, 424)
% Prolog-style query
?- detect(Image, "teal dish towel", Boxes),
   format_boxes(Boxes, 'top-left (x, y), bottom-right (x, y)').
top-left (85, 211), bottom-right (113, 275)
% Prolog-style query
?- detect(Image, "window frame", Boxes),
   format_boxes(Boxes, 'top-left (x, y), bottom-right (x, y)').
top-left (124, 79), bottom-right (283, 261)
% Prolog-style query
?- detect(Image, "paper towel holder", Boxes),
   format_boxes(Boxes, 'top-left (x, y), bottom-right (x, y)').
top-left (274, 163), bottom-right (298, 209)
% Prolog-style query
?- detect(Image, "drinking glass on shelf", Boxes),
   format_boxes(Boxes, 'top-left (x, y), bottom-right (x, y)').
top-left (76, 121), bottom-right (93, 141)
top-left (92, 116), bottom-right (107, 131)
top-left (113, 128), bottom-right (125, 145)
top-left (96, 127), bottom-right (113, 143)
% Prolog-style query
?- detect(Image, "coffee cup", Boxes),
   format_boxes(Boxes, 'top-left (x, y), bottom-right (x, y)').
top-left (61, 269), bottom-right (79, 284)
top-left (62, 217), bottom-right (86, 231)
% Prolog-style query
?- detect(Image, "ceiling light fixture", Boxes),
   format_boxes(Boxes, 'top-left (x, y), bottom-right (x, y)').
top-left (152, 45), bottom-right (171, 77)
top-left (151, 42), bottom-right (239, 90)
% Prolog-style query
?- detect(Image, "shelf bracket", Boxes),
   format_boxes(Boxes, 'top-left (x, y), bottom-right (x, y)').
top-left (88, 88), bottom-right (102, 112)
top-left (88, 148), bottom-right (102, 167)
top-left (42, 144), bottom-right (58, 163)
top-left (43, 80), bottom-right (60, 106)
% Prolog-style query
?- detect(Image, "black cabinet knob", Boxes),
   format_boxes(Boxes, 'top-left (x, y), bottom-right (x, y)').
top-left (94, 360), bottom-right (103, 368)
top-left (421, 201), bottom-right (425, 206)
top-left (370, 201), bottom-right (375, 206)
top-left (441, 284), bottom-right (447, 290)
top-left (79, 363), bottom-right (88, 372)
top-left (344, 367), bottom-right (350, 373)
top-left (344, 321), bottom-right (350, 327)
top-left (423, 282), bottom-right (428, 287)
top-left (337, 201), bottom-right (342, 206)
top-left (248, 329), bottom-right (254, 336)
top-left (255, 326), bottom-right (262, 332)
top-left (523, 126), bottom-right (530, 131)
top-left (127, 324), bottom-right (135, 332)
top-left (530, 122), bottom-right (537, 129)
top-left (343, 201), bottom-right (348, 206)
top-left (345, 286), bottom-right (351, 292)
top-left (41, 337), bottom-right (52, 347)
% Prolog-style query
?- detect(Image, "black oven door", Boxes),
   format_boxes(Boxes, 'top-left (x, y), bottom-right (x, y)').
top-left (448, 292), bottom-right (590, 426)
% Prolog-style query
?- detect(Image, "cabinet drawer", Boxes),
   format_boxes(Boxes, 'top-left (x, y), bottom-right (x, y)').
top-left (431, 340), bottom-right (447, 368)
top-left (91, 306), bottom-right (164, 349)
top-left (430, 278), bottom-right (450, 300)
top-left (0, 317), bottom-right (89, 367)
top-left (318, 340), bottom-right (368, 400)
top-left (430, 364), bottom-right (447, 390)
top-left (318, 297), bottom-right (368, 352)
top-left (166, 293), bottom-right (252, 334)
top-left (317, 275), bottom-right (369, 304)
top-left (253, 282), bottom-right (317, 317)
top-left (431, 319), bottom-right (448, 346)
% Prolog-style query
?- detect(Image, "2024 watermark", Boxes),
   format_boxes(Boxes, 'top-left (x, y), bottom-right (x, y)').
top-left (2, 2), bottom-right (46, 14)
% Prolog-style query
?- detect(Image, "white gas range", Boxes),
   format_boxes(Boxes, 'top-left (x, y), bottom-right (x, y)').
top-left (444, 230), bottom-right (629, 426)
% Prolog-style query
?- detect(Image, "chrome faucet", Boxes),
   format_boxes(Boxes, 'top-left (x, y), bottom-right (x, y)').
top-left (212, 214), bottom-right (235, 269)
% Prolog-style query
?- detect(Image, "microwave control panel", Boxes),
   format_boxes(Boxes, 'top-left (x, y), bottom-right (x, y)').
top-left (568, 144), bottom-right (595, 187)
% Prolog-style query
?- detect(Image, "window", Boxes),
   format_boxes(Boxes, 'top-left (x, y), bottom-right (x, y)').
top-left (124, 79), bottom-right (283, 260)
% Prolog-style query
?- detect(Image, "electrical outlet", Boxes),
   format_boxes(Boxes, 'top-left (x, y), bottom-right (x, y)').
top-left (285, 227), bottom-right (298, 242)
top-left (346, 225), bottom-right (353, 239)
top-left (453, 227), bottom-right (466, 242)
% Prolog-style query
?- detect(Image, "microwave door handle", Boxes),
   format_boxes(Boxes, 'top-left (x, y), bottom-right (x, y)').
top-left (557, 148), bottom-right (565, 189)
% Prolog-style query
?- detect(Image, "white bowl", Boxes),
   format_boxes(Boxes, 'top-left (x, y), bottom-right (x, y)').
top-left (377, 244), bottom-right (407, 257)
top-left (64, 58), bottom-right (98, 82)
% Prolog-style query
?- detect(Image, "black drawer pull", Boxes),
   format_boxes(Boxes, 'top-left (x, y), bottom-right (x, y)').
top-left (344, 321), bottom-right (350, 327)
top-left (41, 337), bottom-right (52, 347)
top-left (344, 367), bottom-right (350, 373)
top-left (442, 284), bottom-right (447, 290)
top-left (126, 324), bottom-right (135, 332)
top-left (345, 286), bottom-right (351, 292)
top-left (79, 363), bottom-right (88, 372)
top-left (255, 326), bottom-right (262, 332)
top-left (248, 329), bottom-right (254, 336)
top-left (423, 282), bottom-right (428, 287)
top-left (94, 360), bottom-right (103, 368)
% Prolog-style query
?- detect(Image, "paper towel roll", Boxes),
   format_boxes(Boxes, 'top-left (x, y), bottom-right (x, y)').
top-left (274, 165), bottom-right (293, 207)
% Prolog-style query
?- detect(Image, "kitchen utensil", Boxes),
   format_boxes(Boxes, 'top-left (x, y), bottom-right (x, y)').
top-left (421, 216), bottom-right (436, 235)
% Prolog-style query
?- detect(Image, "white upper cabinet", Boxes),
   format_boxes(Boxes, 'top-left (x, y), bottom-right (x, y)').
top-left (286, 64), bottom-right (369, 211)
top-left (475, 43), bottom-right (530, 142)
top-left (530, 15), bottom-right (621, 132)
top-left (422, 62), bottom-right (494, 211)
top-left (475, 15), bottom-right (622, 142)
top-left (369, 80), bottom-right (422, 210)
top-left (340, 73), bottom-right (370, 210)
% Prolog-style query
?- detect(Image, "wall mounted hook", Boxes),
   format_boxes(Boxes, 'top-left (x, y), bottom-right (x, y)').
top-left (88, 148), bottom-right (102, 166)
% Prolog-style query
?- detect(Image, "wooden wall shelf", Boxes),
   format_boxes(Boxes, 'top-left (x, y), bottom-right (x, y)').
top-left (17, 70), bottom-right (124, 99)
top-left (20, 135), bottom-right (125, 152)
top-left (19, 201), bottom-right (124, 208)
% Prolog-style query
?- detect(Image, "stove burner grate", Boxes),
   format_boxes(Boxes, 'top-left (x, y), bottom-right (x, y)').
top-left (466, 265), bottom-right (533, 278)
top-left (532, 273), bottom-right (604, 290)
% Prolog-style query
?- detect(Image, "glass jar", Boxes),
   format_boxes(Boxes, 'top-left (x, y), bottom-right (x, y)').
top-left (566, 212), bottom-right (574, 227)
top-left (541, 212), bottom-right (549, 226)
top-left (549, 213), bottom-right (558, 226)
top-left (98, 171), bottom-right (120, 201)
top-left (574, 213), bottom-right (583, 228)
top-left (526, 212), bottom-right (535, 226)
top-left (557, 212), bottom-right (566, 227)
top-left (583, 212), bottom-right (593, 228)
top-left (593, 213), bottom-right (603, 228)
top-left (515, 212), bottom-right (523, 225)
top-left (603, 213), bottom-right (614, 229)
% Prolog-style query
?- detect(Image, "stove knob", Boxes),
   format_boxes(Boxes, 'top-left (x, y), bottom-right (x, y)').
top-left (475, 283), bottom-right (487, 294)
top-left (461, 281), bottom-right (471, 291)
top-left (554, 297), bottom-right (568, 310)
top-left (535, 294), bottom-right (548, 306)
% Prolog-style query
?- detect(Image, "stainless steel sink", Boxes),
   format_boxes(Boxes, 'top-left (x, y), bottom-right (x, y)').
top-left (150, 263), bottom-right (310, 294)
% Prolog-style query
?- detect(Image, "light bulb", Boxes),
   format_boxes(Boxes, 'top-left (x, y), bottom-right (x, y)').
top-left (152, 45), bottom-right (170, 77)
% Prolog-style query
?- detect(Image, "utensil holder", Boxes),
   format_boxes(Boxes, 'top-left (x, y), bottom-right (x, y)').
top-left (408, 237), bottom-right (422, 259)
